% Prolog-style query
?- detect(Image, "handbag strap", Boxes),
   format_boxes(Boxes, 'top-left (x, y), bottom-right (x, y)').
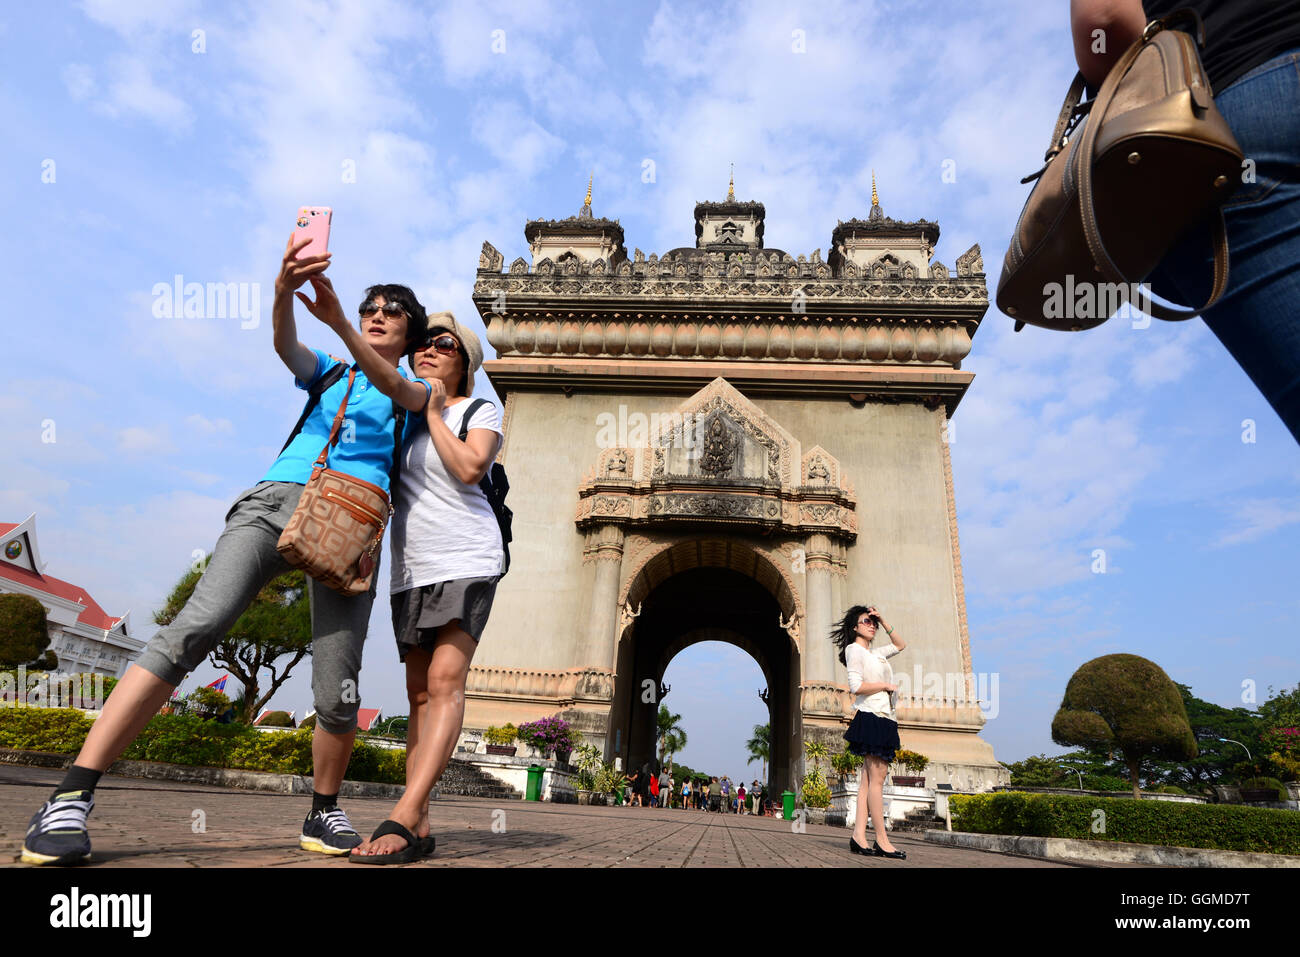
top-left (312, 367), bottom-right (358, 469)
top-left (1075, 14), bottom-right (1230, 321)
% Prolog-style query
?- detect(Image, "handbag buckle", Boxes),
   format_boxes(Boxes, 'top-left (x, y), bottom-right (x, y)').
top-left (1141, 20), bottom-right (1162, 43)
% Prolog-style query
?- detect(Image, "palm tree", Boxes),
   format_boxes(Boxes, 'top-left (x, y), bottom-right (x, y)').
top-left (657, 704), bottom-right (687, 764)
top-left (746, 723), bottom-right (771, 780)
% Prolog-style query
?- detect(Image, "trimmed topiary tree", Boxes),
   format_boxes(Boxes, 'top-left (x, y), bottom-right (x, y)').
top-left (0, 594), bottom-right (58, 670)
top-left (1052, 654), bottom-right (1197, 799)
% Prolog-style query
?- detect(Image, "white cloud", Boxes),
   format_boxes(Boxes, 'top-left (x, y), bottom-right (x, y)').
top-left (62, 63), bottom-right (96, 100)
top-left (117, 425), bottom-right (172, 454)
top-left (1214, 498), bottom-right (1300, 547)
top-left (184, 414), bottom-right (235, 434)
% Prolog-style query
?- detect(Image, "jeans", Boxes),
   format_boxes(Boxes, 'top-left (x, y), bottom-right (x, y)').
top-left (1149, 49), bottom-right (1300, 444)
top-left (134, 481), bottom-right (373, 734)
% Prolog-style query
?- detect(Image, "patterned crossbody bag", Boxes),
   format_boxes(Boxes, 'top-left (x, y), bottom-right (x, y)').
top-left (276, 366), bottom-right (403, 595)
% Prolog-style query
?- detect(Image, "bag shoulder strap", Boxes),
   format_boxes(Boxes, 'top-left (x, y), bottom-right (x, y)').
top-left (312, 368), bottom-right (358, 469)
top-left (279, 359), bottom-right (348, 454)
top-left (1076, 16), bottom-right (1230, 320)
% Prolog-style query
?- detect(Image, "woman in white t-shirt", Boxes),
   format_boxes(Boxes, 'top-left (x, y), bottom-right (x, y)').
top-left (834, 604), bottom-right (908, 860)
top-left (352, 311), bottom-right (505, 865)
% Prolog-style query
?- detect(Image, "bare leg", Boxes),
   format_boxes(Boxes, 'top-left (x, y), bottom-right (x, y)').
top-left (74, 664), bottom-right (176, 771)
top-left (310, 726), bottom-right (357, 796)
top-left (866, 756), bottom-right (897, 852)
top-left (354, 621), bottom-right (476, 856)
top-left (402, 646), bottom-right (434, 839)
top-left (851, 762), bottom-right (871, 846)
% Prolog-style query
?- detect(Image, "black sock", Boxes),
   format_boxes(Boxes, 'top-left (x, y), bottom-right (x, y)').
top-left (53, 764), bottom-right (102, 800)
top-left (312, 791), bottom-right (339, 813)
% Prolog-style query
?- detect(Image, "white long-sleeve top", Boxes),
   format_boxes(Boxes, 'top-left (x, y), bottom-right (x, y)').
top-left (845, 641), bottom-right (902, 720)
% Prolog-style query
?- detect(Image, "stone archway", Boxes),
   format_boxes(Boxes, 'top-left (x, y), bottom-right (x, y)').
top-left (607, 541), bottom-right (803, 795)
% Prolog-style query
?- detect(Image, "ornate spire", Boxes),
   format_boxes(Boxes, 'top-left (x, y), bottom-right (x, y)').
top-left (727, 164), bottom-right (735, 202)
top-left (869, 170), bottom-right (883, 221)
top-left (578, 172), bottom-right (593, 219)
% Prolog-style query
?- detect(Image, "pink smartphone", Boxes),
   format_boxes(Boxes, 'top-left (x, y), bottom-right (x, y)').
top-left (293, 206), bottom-right (332, 259)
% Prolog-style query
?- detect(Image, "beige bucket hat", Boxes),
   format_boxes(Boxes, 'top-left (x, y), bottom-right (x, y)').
top-left (421, 310), bottom-right (483, 397)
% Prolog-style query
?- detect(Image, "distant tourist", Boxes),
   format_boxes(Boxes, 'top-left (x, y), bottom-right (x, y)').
top-left (751, 781), bottom-right (762, 815)
top-left (737, 782), bottom-right (747, 814)
top-left (680, 777), bottom-right (691, 810)
top-left (660, 767), bottom-right (673, 808)
top-left (22, 243), bottom-right (429, 866)
top-left (835, 604), bottom-right (907, 860)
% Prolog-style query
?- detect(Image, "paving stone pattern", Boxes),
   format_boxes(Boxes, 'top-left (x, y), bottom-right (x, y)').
top-left (0, 766), bottom-right (1119, 868)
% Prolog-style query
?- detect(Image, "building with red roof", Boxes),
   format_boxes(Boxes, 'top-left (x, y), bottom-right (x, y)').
top-left (0, 515), bottom-right (143, 678)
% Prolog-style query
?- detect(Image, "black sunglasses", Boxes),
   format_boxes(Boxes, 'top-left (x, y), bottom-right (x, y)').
top-left (358, 300), bottom-right (408, 320)
top-left (417, 333), bottom-right (461, 356)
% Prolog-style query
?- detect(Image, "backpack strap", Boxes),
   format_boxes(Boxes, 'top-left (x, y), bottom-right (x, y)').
top-left (388, 401), bottom-right (406, 494)
top-left (279, 359), bottom-right (349, 454)
top-left (456, 398), bottom-right (490, 442)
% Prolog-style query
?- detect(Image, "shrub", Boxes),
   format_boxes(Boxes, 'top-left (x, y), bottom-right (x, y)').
top-left (800, 767), bottom-right (832, 808)
top-left (0, 709), bottom-right (409, 784)
top-left (258, 710), bottom-right (295, 727)
top-left (484, 723), bottom-right (517, 746)
top-left (0, 707), bottom-right (95, 752)
top-left (1240, 777), bottom-right (1289, 801)
top-left (516, 716), bottom-right (577, 756)
top-left (949, 791), bottom-right (1300, 854)
top-left (830, 749), bottom-right (863, 777)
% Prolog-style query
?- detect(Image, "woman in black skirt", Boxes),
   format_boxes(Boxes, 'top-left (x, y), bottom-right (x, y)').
top-left (833, 604), bottom-right (907, 859)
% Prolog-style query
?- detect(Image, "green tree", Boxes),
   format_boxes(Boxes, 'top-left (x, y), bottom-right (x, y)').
top-left (1143, 683), bottom-right (1268, 792)
top-left (746, 723), bottom-right (771, 780)
top-left (187, 685), bottom-right (231, 717)
top-left (657, 704), bottom-right (687, 764)
top-left (1051, 654), bottom-right (1197, 798)
top-left (0, 594), bottom-right (58, 670)
top-left (153, 564), bottom-right (312, 724)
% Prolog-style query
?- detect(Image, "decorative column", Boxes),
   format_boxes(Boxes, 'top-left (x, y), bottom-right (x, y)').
top-left (803, 532), bottom-right (836, 682)
top-left (580, 524), bottom-right (626, 671)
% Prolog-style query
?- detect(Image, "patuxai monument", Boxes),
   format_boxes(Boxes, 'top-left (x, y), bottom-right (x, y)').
top-left (463, 177), bottom-right (1006, 793)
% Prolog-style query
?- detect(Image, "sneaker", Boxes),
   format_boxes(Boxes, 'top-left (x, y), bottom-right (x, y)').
top-left (22, 790), bottom-right (94, 866)
top-left (300, 805), bottom-right (362, 855)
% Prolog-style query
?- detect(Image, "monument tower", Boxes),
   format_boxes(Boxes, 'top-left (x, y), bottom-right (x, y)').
top-left (465, 178), bottom-right (1005, 792)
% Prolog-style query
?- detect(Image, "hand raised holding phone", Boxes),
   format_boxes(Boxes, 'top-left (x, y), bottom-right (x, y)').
top-left (275, 232), bottom-right (331, 298)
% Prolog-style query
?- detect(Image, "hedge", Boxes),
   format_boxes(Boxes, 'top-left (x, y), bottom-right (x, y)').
top-left (949, 791), bottom-right (1300, 855)
top-left (0, 708), bottom-right (407, 784)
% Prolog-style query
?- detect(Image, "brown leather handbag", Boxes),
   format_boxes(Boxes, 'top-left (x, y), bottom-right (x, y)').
top-left (277, 367), bottom-right (393, 596)
top-left (997, 9), bottom-right (1244, 331)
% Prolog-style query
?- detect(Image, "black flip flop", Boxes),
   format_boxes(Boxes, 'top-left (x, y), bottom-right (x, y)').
top-left (349, 820), bottom-right (423, 865)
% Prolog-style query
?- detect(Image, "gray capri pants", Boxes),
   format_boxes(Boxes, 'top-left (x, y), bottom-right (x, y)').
top-left (134, 481), bottom-right (372, 734)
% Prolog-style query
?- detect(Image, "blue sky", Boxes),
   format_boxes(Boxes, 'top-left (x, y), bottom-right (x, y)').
top-left (1, 0), bottom-right (1295, 777)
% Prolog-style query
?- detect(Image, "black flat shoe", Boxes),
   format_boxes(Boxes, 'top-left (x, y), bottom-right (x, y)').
top-left (873, 841), bottom-right (906, 859)
top-left (849, 837), bottom-right (870, 855)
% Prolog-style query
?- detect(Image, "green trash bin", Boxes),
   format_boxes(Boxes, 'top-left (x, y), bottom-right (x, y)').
top-left (782, 790), bottom-right (795, 820)
top-left (526, 765), bottom-right (544, 802)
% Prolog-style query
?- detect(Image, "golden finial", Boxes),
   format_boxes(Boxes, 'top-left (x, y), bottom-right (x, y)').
top-left (727, 164), bottom-right (735, 202)
top-left (585, 172), bottom-right (593, 207)
top-left (871, 170), bottom-right (879, 208)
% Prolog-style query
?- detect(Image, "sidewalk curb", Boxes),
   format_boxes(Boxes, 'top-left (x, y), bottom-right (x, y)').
top-left (0, 748), bottom-right (425, 802)
top-left (925, 829), bottom-right (1300, 868)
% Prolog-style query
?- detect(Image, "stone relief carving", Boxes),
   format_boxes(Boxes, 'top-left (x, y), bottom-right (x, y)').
top-left (956, 243), bottom-right (984, 277)
top-left (699, 415), bottom-right (739, 476)
top-left (479, 241), bottom-right (504, 272)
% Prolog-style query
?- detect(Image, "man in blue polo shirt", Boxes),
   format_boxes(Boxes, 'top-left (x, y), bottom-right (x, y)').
top-left (22, 236), bottom-right (433, 866)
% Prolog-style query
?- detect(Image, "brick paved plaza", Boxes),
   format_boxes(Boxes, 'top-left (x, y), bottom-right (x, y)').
top-left (0, 766), bottom-right (1143, 868)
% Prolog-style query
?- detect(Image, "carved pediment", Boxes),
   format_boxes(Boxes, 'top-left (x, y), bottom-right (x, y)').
top-left (576, 378), bottom-right (856, 540)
